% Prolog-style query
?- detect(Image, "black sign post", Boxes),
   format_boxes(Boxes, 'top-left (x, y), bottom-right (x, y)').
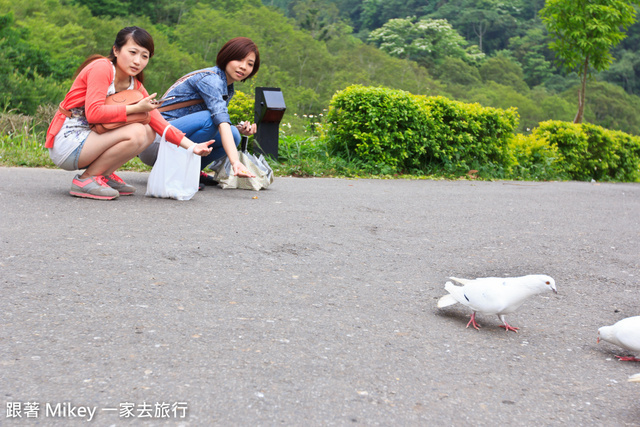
top-left (254, 87), bottom-right (286, 160)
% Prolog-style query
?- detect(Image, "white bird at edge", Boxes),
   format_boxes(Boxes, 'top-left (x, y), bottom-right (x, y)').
top-left (437, 274), bottom-right (557, 332)
top-left (597, 316), bottom-right (640, 362)
top-left (629, 373), bottom-right (640, 382)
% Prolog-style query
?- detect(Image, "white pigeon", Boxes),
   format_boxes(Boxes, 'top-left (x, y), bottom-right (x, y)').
top-left (597, 316), bottom-right (640, 362)
top-left (629, 373), bottom-right (640, 383)
top-left (437, 274), bottom-right (557, 332)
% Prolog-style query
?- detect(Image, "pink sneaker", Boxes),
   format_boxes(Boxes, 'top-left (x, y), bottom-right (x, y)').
top-left (104, 173), bottom-right (136, 195)
top-left (70, 175), bottom-right (119, 200)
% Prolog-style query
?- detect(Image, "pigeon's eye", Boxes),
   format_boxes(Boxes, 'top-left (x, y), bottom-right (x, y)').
top-left (545, 281), bottom-right (551, 285)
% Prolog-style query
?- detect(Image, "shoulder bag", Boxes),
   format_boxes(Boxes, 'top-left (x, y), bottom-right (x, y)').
top-left (89, 89), bottom-right (151, 134)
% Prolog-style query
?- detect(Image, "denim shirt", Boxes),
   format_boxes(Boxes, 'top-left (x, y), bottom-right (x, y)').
top-left (160, 66), bottom-right (234, 128)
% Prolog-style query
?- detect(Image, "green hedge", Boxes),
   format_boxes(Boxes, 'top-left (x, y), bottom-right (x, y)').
top-left (508, 132), bottom-right (563, 181)
top-left (325, 85), bottom-right (640, 182)
top-left (326, 85), bottom-right (518, 176)
top-left (532, 121), bottom-right (640, 182)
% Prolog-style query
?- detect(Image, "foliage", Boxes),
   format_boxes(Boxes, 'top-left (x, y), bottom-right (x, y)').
top-left (416, 94), bottom-right (518, 177)
top-left (290, 0), bottom-right (353, 41)
top-left (3, 0), bottom-right (640, 135)
top-left (540, 0), bottom-right (640, 122)
top-left (564, 80), bottom-right (640, 135)
top-left (326, 85), bottom-right (431, 172)
top-left (326, 85), bottom-right (518, 177)
top-left (460, 81), bottom-right (577, 133)
top-left (433, 57), bottom-right (482, 88)
top-left (322, 84), bottom-right (640, 182)
top-left (598, 49), bottom-right (640, 94)
top-left (507, 26), bottom-right (555, 88)
top-left (479, 52), bottom-right (529, 93)
top-left (425, 0), bottom-right (526, 55)
top-left (276, 133), bottom-right (360, 177)
top-left (0, 11), bottom-right (74, 114)
top-left (367, 16), bottom-right (482, 67)
top-left (227, 90), bottom-right (255, 124)
top-left (533, 120), bottom-right (640, 181)
top-left (0, 105), bottom-right (55, 167)
top-left (508, 133), bottom-right (565, 181)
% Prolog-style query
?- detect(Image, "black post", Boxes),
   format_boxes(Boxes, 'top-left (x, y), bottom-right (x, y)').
top-left (254, 87), bottom-right (286, 160)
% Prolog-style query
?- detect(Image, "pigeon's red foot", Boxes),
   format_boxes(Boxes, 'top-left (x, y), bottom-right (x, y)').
top-left (499, 323), bottom-right (519, 333)
top-left (615, 355), bottom-right (640, 362)
top-left (466, 313), bottom-right (481, 330)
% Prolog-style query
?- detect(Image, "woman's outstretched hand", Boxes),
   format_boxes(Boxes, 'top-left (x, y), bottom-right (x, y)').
top-left (192, 140), bottom-right (214, 157)
top-left (232, 160), bottom-right (255, 178)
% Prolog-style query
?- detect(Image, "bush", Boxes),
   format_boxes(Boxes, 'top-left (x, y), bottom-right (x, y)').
top-left (228, 90), bottom-right (254, 124)
top-left (326, 85), bottom-right (432, 172)
top-left (326, 85), bottom-right (519, 176)
top-left (508, 133), bottom-right (565, 181)
top-left (417, 95), bottom-right (518, 177)
top-left (533, 120), bottom-right (640, 182)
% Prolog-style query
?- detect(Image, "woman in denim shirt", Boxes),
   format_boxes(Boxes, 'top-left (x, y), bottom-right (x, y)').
top-left (139, 37), bottom-right (260, 184)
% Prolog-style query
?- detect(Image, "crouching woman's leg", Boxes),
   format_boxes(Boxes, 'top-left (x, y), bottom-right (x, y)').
top-left (71, 123), bottom-right (156, 199)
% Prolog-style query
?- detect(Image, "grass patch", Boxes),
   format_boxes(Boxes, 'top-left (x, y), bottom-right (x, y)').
top-left (0, 128), bottom-right (468, 180)
top-left (274, 133), bottom-right (440, 179)
top-left (0, 133), bottom-right (55, 168)
top-left (0, 133), bottom-right (153, 171)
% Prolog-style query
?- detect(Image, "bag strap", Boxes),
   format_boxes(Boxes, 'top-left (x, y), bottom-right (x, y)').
top-left (58, 103), bottom-right (72, 118)
top-left (161, 125), bottom-right (171, 140)
top-left (161, 69), bottom-right (213, 97)
top-left (157, 69), bottom-right (212, 113)
top-left (157, 98), bottom-right (204, 113)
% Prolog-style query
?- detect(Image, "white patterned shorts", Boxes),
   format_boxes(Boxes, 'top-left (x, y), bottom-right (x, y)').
top-left (49, 107), bottom-right (92, 171)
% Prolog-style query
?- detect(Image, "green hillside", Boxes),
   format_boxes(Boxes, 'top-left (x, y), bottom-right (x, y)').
top-left (2, 0), bottom-right (640, 135)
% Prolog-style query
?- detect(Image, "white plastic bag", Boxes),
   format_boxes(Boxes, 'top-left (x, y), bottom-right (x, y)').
top-left (209, 150), bottom-right (274, 191)
top-left (145, 126), bottom-right (200, 200)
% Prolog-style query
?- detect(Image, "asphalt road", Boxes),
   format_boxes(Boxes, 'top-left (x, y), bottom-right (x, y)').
top-left (1, 166), bottom-right (639, 426)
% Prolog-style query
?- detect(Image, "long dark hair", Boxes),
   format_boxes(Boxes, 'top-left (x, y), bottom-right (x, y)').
top-left (73, 26), bottom-right (155, 83)
top-left (216, 37), bottom-right (260, 82)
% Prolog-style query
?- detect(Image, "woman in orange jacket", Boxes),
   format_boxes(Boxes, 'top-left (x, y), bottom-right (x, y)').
top-left (46, 26), bottom-right (213, 200)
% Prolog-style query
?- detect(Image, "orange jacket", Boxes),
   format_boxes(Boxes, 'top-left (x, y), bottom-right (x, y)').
top-left (46, 58), bottom-right (184, 148)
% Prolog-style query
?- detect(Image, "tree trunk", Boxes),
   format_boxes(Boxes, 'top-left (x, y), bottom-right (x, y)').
top-left (574, 56), bottom-right (589, 124)
top-left (474, 21), bottom-right (487, 52)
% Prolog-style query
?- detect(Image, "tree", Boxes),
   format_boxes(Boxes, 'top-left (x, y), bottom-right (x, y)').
top-left (479, 53), bottom-right (529, 94)
top-left (337, 0), bottom-right (431, 35)
top-left (291, 0), bottom-right (352, 41)
top-left (563, 80), bottom-right (640, 134)
top-left (508, 27), bottom-right (555, 87)
top-left (368, 17), bottom-right (482, 68)
top-left (69, 0), bottom-right (130, 18)
top-left (540, 0), bottom-right (639, 123)
top-left (426, 0), bottom-right (524, 55)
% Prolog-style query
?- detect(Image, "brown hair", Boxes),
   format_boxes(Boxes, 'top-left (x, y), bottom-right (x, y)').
top-left (216, 37), bottom-right (260, 82)
top-left (73, 26), bottom-right (155, 83)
